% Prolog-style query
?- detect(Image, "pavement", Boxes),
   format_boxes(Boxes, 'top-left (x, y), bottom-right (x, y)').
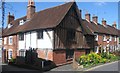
top-left (2, 63), bottom-right (38, 72)
top-left (85, 61), bottom-right (119, 71)
top-left (50, 64), bottom-right (76, 71)
top-left (50, 61), bottom-right (119, 71)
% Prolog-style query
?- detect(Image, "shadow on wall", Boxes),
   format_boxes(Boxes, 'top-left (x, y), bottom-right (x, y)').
top-left (13, 49), bottom-right (56, 71)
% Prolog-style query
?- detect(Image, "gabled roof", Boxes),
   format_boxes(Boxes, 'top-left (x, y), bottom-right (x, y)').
top-left (84, 20), bottom-right (119, 36)
top-left (81, 19), bottom-right (94, 35)
top-left (3, 16), bottom-right (26, 36)
top-left (106, 25), bottom-right (119, 36)
top-left (118, 30), bottom-right (120, 36)
top-left (3, 2), bottom-right (74, 37)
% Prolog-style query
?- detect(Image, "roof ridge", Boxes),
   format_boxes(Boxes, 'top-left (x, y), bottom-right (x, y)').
top-left (36, 2), bottom-right (74, 13)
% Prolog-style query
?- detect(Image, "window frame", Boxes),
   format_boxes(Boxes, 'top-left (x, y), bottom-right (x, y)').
top-left (9, 36), bottom-right (13, 45)
top-left (19, 33), bottom-right (24, 41)
top-left (95, 34), bottom-right (98, 41)
top-left (103, 35), bottom-right (106, 41)
top-left (37, 30), bottom-right (43, 39)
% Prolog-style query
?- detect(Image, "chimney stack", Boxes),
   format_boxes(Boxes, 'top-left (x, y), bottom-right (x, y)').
top-left (27, 0), bottom-right (35, 20)
top-left (7, 12), bottom-right (15, 24)
top-left (112, 22), bottom-right (116, 28)
top-left (85, 11), bottom-right (90, 22)
top-left (102, 18), bottom-right (107, 26)
top-left (92, 15), bottom-right (98, 24)
top-left (79, 9), bottom-right (82, 17)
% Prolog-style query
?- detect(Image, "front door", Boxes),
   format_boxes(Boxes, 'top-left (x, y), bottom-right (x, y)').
top-left (66, 49), bottom-right (74, 61)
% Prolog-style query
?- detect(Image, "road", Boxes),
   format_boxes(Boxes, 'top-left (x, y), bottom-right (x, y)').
top-left (2, 64), bottom-right (37, 72)
top-left (86, 61), bottom-right (119, 71)
top-left (1, 61), bottom-right (120, 73)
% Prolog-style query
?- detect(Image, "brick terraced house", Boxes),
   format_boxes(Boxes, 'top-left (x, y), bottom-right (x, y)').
top-left (2, 0), bottom-right (120, 65)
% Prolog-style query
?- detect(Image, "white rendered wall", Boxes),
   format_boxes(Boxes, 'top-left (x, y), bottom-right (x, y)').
top-left (18, 30), bottom-right (54, 50)
top-left (18, 34), bottom-right (25, 50)
top-left (25, 32), bottom-right (31, 50)
top-left (31, 31), bottom-right (37, 48)
top-left (37, 31), bottom-right (53, 49)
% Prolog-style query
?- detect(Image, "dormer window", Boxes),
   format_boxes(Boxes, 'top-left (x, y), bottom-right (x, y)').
top-left (19, 20), bottom-right (25, 25)
top-left (8, 24), bottom-right (12, 28)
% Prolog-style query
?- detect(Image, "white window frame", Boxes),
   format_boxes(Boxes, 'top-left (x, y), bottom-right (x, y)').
top-left (103, 35), bottom-right (106, 41)
top-left (8, 49), bottom-right (13, 59)
top-left (95, 46), bottom-right (99, 53)
top-left (95, 34), bottom-right (98, 41)
top-left (115, 36), bottom-right (117, 41)
top-left (4, 37), bottom-right (7, 44)
top-left (9, 36), bottom-right (13, 45)
top-left (109, 36), bottom-right (112, 41)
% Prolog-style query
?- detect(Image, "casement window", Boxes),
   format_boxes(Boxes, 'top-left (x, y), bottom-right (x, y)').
top-left (67, 29), bottom-right (76, 41)
top-left (19, 33), bottom-right (24, 41)
top-left (103, 35), bottom-right (106, 41)
top-left (4, 37), bottom-right (7, 44)
top-left (19, 20), bottom-right (25, 25)
top-left (9, 36), bottom-right (13, 45)
top-left (95, 34), bottom-right (98, 41)
top-left (19, 49), bottom-right (26, 57)
top-left (109, 36), bottom-right (112, 41)
top-left (95, 46), bottom-right (99, 53)
top-left (37, 30), bottom-right (43, 39)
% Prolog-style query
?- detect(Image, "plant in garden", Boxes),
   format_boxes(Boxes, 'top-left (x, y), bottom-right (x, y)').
top-left (78, 52), bottom-right (119, 68)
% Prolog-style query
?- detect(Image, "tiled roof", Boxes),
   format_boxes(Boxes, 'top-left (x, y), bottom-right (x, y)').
top-left (3, 2), bottom-right (74, 37)
top-left (2, 2), bottom-right (119, 37)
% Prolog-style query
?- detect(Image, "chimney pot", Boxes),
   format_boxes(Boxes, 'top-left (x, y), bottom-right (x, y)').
top-left (102, 18), bottom-right (106, 26)
top-left (92, 15), bottom-right (98, 24)
top-left (112, 21), bottom-right (116, 28)
top-left (27, 0), bottom-right (35, 19)
top-left (7, 12), bottom-right (15, 24)
top-left (85, 12), bottom-right (90, 22)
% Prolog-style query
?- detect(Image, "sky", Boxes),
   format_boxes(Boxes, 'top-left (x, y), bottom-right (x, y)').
top-left (0, 1), bottom-right (119, 29)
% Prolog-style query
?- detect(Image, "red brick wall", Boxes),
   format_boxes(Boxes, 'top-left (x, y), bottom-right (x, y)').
top-left (53, 50), bottom-right (66, 65)
top-left (95, 34), bottom-right (118, 51)
top-left (74, 49), bottom-right (85, 59)
top-left (37, 49), bottom-right (53, 61)
top-left (2, 35), bottom-right (18, 62)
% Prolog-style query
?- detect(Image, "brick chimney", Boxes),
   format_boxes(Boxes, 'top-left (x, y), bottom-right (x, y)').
top-left (27, 0), bottom-right (35, 20)
top-left (112, 22), bottom-right (116, 28)
top-left (7, 12), bottom-right (15, 24)
top-left (79, 9), bottom-right (82, 17)
top-left (85, 12), bottom-right (90, 22)
top-left (102, 18), bottom-right (107, 26)
top-left (92, 15), bottom-right (98, 24)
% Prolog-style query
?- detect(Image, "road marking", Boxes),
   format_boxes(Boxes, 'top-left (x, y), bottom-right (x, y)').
top-left (85, 61), bottom-right (119, 71)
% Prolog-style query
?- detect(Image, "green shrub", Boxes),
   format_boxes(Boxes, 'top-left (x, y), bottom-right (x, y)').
top-left (79, 52), bottom-right (102, 66)
top-left (79, 55), bottom-right (87, 66)
top-left (78, 52), bottom-right (120, 67)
